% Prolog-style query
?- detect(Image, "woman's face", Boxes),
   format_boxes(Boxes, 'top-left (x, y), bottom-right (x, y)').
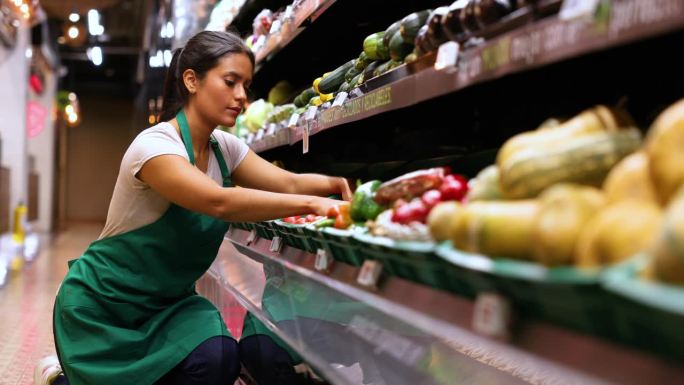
top-left (193, 53), bottom-right (253, 127)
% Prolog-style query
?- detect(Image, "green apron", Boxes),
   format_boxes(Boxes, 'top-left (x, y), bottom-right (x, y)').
top-left (54, 111), bottom-right (234, 385)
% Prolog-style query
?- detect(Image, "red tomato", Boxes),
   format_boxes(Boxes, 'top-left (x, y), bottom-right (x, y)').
top-left (421, 189), bottom-right (443, 209)
top-left (407, 199), bottom-right (429, 223)
top-left (283, 217), bottom-right (295, 223)
top-left (305, 214), bottom-right (316, 222)
top-left (295, 218), bottom-right (307, 225)
top-left (440, 178), bottom-right (468, 201)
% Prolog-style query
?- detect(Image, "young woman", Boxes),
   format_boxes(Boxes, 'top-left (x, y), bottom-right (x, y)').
top-left (35, 30), bottom-right (350, 385)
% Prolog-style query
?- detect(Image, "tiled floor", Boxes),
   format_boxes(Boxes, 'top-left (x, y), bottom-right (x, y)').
top-left (0, 223), bottom-right (103, 385)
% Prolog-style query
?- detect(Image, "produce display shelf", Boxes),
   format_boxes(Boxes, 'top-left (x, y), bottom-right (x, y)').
top-left (199, 226), bottom-right (684, 385)
top-left (253, 0), bottom-right (337, 67)
top-left (244, 0), bottom-right (684, 153)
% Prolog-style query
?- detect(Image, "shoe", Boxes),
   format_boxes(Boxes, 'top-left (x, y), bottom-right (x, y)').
top-left (34, 355), bottom-right (62, 385)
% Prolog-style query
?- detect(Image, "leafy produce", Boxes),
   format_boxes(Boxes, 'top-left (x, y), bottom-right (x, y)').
top-left (350, 181), bottom-right (385, 221)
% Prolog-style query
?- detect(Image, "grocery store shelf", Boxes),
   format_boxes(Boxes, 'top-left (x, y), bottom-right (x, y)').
top-left (253, 0), bottom-right (337, 67)
top-left (199, 227), bottom-right (684, 385)
top-left (245, 0), bottom-right (684, 153)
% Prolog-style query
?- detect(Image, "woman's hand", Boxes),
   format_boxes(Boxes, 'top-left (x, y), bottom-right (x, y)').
top-left (310, 196), bottom-right (349, 217)
top-left (337, 177), bottom-right (354, 201)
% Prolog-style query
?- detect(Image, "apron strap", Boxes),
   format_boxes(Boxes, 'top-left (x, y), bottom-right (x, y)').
top-left (176, 110), bottom-right (195, 165)
top-left (210, 137), bottom-right (234, 188)
top-left (176, 109), bottom-right (234, 188)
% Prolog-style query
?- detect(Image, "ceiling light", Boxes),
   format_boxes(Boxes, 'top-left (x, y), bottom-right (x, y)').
top-left (88, 46), bottom-right (103, 66)
top-left (69, 13), bottom-right (80, 22)
top-left (68, 26), bottom-right (79, 39)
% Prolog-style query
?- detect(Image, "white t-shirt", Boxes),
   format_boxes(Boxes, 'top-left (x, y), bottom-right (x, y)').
top-left (99, 122), bottom-right (249, 239)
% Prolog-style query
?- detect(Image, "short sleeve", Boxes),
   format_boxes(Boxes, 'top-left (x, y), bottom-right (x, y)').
top-left (123, 123), bottom-right (188, 188)
top-left (213, 130), bottom-right (250, 173)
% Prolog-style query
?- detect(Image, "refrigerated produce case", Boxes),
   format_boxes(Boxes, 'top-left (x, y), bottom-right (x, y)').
top-left (197, 0), bottom-right (684, 383)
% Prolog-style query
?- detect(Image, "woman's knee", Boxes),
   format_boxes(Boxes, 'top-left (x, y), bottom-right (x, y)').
top-left (162, 336), bottom-right (240, 385)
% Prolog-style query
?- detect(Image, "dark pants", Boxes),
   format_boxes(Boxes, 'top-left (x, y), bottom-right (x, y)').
top-left (54, 336), bottom-right (240, 385)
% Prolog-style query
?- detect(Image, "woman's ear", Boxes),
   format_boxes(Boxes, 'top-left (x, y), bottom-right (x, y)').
top-left (182, 69), bottom-right (198, 95)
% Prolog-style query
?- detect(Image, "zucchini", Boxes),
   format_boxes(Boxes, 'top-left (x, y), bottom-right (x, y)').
top-left (338, 81), bottom-right (351, 94)
top-left (345, 66), bottom-right (362, 83)
top-left (362, 61), bottom-right (381, 81)
top-left (293, 94), bottom-right (305, 108)
top-left (350, 72), bottom-right (363, 88)
top-left (318, 60), bottom-right (355, 94)
top-left (389, 31), bottom-right (414, 61)
top-left (363, 32), bottom-right (390, 61)
top-left (400, 10), bottom-right (432, 42)
top-left (355, 51), bottom-right (372, 70)
top-left (373, 60), bottom-right (394, 77)
top-left (383, 20), bottom-right (401, 47)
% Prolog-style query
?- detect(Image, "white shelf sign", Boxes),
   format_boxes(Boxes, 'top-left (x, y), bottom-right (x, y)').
top-left (357, 260), bottom-right (382, 288)
top-left (315, 249), bottom-right (333, 272)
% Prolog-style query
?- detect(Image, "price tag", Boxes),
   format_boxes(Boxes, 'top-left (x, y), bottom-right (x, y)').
top-left (357, 260), bottom-right (382, 288)
top-left (435, 41), bottom-right (460, 71)
top-left (472, 293), bottom-right (512, 340)
top-left (305, 105), bottom-right (318, 121)
top-left (253, 35), bottom-right (267, 52)
top-left (269, 236), bottom-right (283, 253)
top-left (246, 229), bottom-right (257, 245)
top-left (302, 124), bottom-right (310, 154)
top-left (255, 128), bottom-right (265, 142)
top-left (332, 92), bottom-right (348, 107)
top-left (246, 133), bottom-right (255, 144)
top-left (266, 123), bottom-right (277, 136)
top-left (559, 0), bottom-right (600, 20)
top-left (288, 113), bottom-right (300, 128)
top-left (269, 19), bottom-right (282, 34)
top-left (283, 5), bottom-right (294, 20)
top-left (314, 249), bottom-right (333, 272)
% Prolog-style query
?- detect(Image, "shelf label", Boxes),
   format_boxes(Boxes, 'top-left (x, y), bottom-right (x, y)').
top-left (435, 41), bottom-right (460, 71)
top-left (246, 229), bottom-right (257, 246)
top-left (246, 133), bottom-right (255, 145)
top-left (283, 5), bottom-right (294, 20)
top-left (302, 124), bottom-right (310, 154)
top-left (314, 249), bottom-right (333, 272)
top-left (269, 19), bottom-right (282, 34)
top-left (255, 128), bottom-right (265, 142)
top-left (269, 236), bottom-right (283, 253)
top-left (472, 293), bottom-right (512, 340)
top-left (559, 0), bottom-right (600, 20)
top-left (288, 112), bottom-right (300, 128)
top-left (332, 91), bottom-right (348, 107)
top-left (266, 123), bottom-right (277, 136)
top-left (305, 105), bottom-right (318, 121)
top-left (357, 260), bottom-right (382, 288)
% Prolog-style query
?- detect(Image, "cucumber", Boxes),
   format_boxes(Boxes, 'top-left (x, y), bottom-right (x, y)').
top-left (302, 87), bottom-right (317, 101)
top-left (318, 60), bottom-right (355, 94)
top-left (363, 32), bottom-right (390, 61)
top-left (389, 31), bottom-right (414, 61)
top-left (400, 10), bottom-right (432, 42)
top-left (383, 20), bottom-right (401, 47)
top-left (345, 66), bottom-right (362, 83)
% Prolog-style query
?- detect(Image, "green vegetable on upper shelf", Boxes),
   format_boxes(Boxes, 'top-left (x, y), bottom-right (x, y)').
top-left (351, 181), bottom-right (385, 221)
top-left (400, 9), bottom-right (432, 42)
top-left (355, 51), bottom-right (372, 70)
top-left (363, 32), bottom-right (390, 61)
top-left (383, 20), bottom-right (401, 47)
top-left (389, 31), bottom-right (414, 61)
top-left (345, 66), bottom-right (362, 83)
top-left (318, 60), bottom-right (355, 94)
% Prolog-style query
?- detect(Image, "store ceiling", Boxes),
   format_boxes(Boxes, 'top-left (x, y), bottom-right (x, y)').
top-left (40, 0), bottom-right (123, 20)
top-left (45, 0), bottom-right (150, 96)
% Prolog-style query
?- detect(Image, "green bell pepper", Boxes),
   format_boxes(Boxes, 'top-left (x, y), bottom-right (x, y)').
top-left (350, 180), bottom-right (384, 221)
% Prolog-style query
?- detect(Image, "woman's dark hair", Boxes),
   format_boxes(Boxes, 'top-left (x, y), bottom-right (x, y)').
top-left (160, 31), bottom-right (255, 122)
